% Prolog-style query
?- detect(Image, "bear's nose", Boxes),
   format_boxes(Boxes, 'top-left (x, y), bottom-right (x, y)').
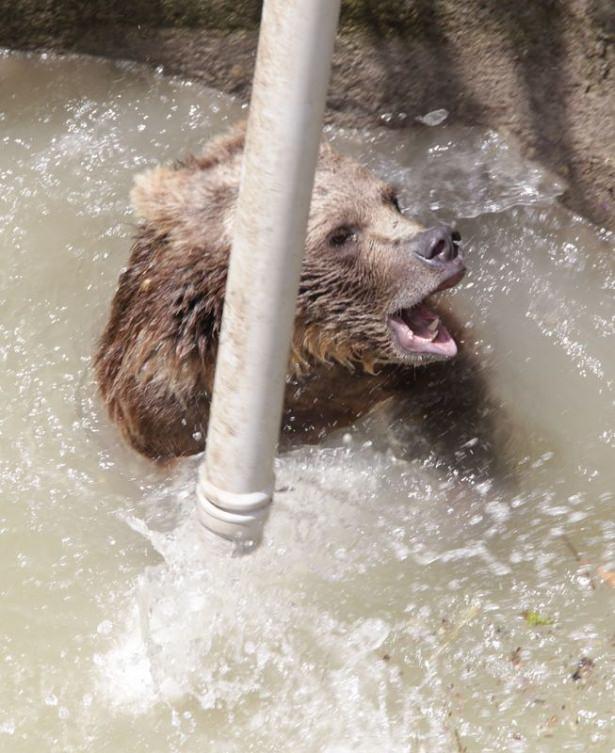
top-left (414, 226), bottom-right (461, 263)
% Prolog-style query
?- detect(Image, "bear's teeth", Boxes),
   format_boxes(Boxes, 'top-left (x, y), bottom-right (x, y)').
top-left (426, 318), bottom-right (440, 338)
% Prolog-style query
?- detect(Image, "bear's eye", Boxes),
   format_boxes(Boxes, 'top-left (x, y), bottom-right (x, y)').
top-left (329, 226), bottom-right (357, 247)
top-left (391, 195), bottom-right (402, 213)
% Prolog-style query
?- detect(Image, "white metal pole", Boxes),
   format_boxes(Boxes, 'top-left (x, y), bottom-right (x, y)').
top-left (196, 0), bottom-right (341, 546)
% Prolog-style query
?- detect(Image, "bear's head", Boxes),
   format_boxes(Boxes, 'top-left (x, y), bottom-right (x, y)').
top-left (129, 124), bottom-right (465, 379)
top-left (296, 144), bottom-right (465, 372)
top-left (98, 124), bottom-right (468, 458)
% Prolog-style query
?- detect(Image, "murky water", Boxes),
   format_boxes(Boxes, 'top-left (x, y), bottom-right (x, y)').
top-left (1, 50), bottom-right (613, 753)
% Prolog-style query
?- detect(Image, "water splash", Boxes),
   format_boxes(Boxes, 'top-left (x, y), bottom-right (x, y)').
top-left (1, 49), bottom-right (613, 753)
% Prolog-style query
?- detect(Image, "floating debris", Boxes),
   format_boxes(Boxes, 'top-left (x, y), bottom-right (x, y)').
top-left (596, 566), bottom-right (615, 588)
top-left (571, 657), bottom-right (594, 682)
top-left (522, 610), bottom-right (554, 627)
top-left (510, 646), bottom-right (523, 667)
top-left (416, 108), bottom-right (449, 126)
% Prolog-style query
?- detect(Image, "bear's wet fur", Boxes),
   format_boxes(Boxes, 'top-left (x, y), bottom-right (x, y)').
top-left (95, 123), bottom-right (469, 461)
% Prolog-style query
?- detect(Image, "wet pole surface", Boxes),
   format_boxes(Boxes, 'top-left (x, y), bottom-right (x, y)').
top-left (197, 0), bottom-right (342, 545)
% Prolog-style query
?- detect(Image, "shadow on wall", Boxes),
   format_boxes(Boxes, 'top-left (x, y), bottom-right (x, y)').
top-left (333, 0), bottom-right (614, 227)
top-left (0, 0), bottom-right (263, 33)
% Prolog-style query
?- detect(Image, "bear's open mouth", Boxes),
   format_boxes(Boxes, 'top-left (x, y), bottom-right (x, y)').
top-left (387, 268), bottom-right (465, 359)
top-left (388, 303), bottom-right (457, 358)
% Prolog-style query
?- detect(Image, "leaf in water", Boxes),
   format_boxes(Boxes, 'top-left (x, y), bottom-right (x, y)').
top-left (596, 566), bottom-right (615, 588)
top-left (522, 610), bottom-right (553, 627)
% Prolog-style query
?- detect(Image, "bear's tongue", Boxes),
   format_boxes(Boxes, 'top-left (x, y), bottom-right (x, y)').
top-left (389, 303), bottom-right (457, 358)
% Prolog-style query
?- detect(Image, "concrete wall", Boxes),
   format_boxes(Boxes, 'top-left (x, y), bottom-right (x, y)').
top-left (1, 0), bottom-right (613, 228)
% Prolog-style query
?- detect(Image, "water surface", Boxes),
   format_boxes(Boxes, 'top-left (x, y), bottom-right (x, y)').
top-left (1, 50), bottom-right (613, 753)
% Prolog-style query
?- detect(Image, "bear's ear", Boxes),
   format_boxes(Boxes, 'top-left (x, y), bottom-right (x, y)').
top-left (190, 119), bottom-right (247, 171)
top-left (130, 120), bottom-right (247, 235)
top-left (130, 165), bottom-right (181, 229)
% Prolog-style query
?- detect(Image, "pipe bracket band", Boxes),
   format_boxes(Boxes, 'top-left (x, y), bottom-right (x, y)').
top-left (196, 473), bottom-right (273, 542)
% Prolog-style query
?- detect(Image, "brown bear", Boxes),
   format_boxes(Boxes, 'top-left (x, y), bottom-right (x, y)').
top-left (95, 123), bottom-right (466, 461)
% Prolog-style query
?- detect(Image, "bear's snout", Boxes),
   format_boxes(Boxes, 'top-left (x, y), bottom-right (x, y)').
top-left (412, 225), bottom-right (462, 265)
